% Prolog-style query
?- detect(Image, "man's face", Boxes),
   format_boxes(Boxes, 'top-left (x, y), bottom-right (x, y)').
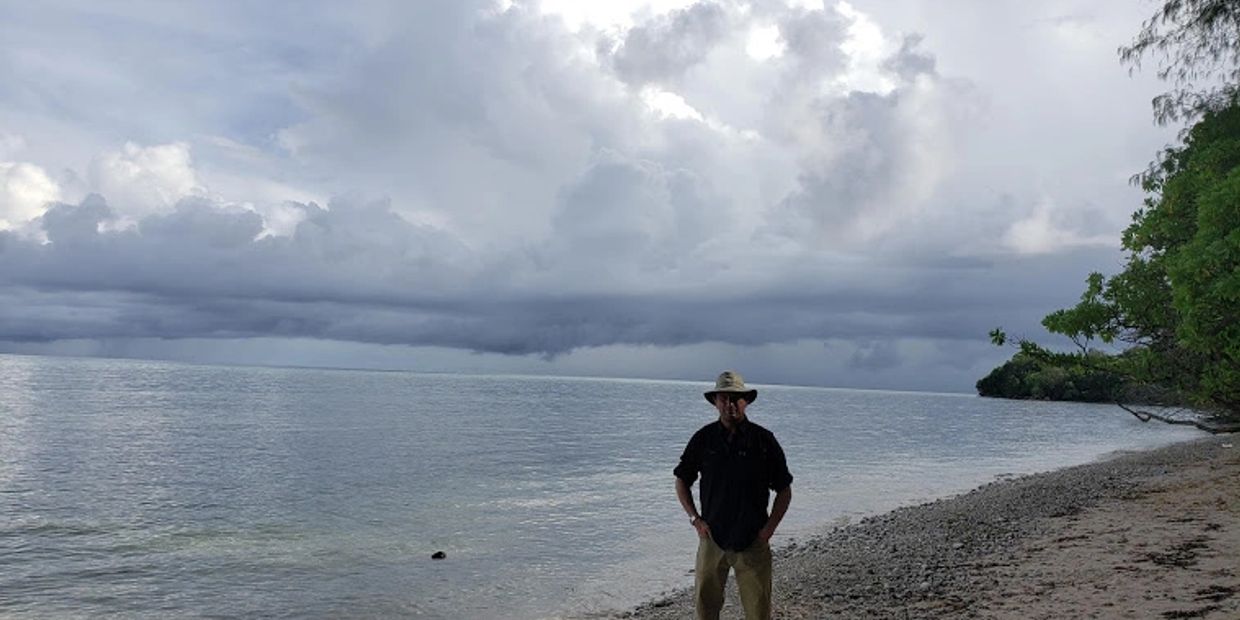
top-left (713, 393), bottom-right (748, 425)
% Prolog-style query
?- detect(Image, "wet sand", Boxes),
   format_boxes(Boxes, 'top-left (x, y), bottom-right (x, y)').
top-left (619, 435), bottom-right (1239, 619)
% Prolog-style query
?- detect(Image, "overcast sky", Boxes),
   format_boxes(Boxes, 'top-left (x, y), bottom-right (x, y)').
top-left (0, 0), bottom-right (1177, 392)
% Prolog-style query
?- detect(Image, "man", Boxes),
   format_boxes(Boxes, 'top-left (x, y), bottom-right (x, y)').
top-left (674, 370), bottom-right (793, 620)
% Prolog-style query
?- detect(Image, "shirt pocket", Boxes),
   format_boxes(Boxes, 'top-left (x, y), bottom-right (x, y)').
top-left (702, 447), bottom-right (726, 475)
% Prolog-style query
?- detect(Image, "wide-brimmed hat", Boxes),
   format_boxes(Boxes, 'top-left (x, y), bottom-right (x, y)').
top-left (704, 370), bottom-right (758, 405)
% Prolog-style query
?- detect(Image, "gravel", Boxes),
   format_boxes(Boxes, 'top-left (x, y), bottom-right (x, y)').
top-left (616, 436), bottom-right (1230, 619)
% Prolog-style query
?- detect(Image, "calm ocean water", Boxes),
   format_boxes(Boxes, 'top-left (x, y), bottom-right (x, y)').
top-left (0, 354), bottom-right (1202, 618)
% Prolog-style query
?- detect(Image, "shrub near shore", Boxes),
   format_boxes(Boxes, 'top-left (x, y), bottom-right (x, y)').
top-left (976, 351), bottom-right (1124, 403)
top-left (975, 350), bottom-right (1184, 405)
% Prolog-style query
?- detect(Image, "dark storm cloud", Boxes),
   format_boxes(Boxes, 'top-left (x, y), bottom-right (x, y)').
top-left (4, 196), bottom-right (471, 306)
top-left (0, 195), bottom-right (1106, 356)
top-left (849, 340), bottom-right (901, 371)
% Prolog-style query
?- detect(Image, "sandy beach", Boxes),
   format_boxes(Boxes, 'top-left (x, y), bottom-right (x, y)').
top-left (621, 435), bottom-right (1239, 619)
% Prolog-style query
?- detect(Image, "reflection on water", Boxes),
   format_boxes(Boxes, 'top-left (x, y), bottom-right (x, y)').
top-left (0, 354), bottom-right (1201, 618)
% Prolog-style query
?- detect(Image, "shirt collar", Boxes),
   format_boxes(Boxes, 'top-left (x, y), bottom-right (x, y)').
top-left (717, 417), bottom-right (751, 439)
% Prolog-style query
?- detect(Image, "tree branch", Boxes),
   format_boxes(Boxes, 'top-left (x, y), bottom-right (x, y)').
top-left (1115, 401), bottom-right (1240, 434)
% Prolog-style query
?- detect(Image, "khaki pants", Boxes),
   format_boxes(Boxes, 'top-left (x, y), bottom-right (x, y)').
top-left (694, 535), bottom-right (772, 620)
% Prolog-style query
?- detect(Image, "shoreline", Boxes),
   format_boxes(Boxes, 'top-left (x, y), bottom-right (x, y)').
top-left (616, 435), bottom-right (1239, 619)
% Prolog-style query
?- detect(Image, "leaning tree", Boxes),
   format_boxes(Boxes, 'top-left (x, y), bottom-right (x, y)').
top-left (989, 0), bottom-right (1240, 433)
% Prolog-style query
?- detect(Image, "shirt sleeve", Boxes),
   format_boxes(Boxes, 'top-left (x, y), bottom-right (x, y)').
top-left (765, 433), bottom-right (793, 491)
top-left (673, 431), bottom-right (701, 485)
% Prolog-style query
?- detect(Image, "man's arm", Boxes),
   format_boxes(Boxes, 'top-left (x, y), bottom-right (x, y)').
top-left (758, 429), bottom-right (794, 544)
top-left (675, 477), bottom-right (711, 539)
top-left (757, 486), bottom-right (791, 543)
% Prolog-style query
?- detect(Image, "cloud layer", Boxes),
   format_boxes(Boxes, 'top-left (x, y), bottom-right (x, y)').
top-left (0, 0), bottom-right (1176, 389)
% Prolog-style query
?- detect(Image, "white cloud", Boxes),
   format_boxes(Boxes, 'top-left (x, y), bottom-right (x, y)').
top-left (1002, 199), bottom-right (1116, 255)
top-left (0, 161), bottom-right (61, 230)
top-left (89, 142), bottom-right (206, 221)
top-left (0, 132), bottom-right (27, 159)
top-left (833, 1), bottom-right (897, 94)
top-left (640, 86), bottom-right (706, 120)
top-left (745, 23), bottom-right (786, 60)
top-left (537, 0), bottom-right (698, 32)
top-left (1043, 14), bottom-right (1104, 50)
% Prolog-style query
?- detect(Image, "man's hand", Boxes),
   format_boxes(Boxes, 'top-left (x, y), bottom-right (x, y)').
top-left (758, 486), bottom-right (791, 545)
top-left (693, 518), bottom-right (712, 540)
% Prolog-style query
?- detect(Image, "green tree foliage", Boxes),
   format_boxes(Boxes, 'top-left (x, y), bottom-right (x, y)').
top-left (1018, 102), bottom-right (1240, 422)
top-left (976, 350), bottom-right (1133, 403)
top-left (982, 1), bottom-right (1240, 431)
top-left (1121, 0), bottom-right (1240, 123)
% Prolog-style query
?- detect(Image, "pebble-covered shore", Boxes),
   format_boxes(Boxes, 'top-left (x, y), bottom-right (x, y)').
top-left (619, 435), bottom-right (1237, 619)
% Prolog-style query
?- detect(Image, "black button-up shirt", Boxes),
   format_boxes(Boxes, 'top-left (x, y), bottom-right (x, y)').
top-left (674, 419), bottom-right (793, 551)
